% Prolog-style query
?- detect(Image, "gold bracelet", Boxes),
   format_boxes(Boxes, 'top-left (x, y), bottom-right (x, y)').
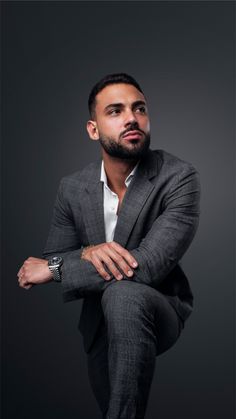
top-left (81, 245), bottom-right (95, 259)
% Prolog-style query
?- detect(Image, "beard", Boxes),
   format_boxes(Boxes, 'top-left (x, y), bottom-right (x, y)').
top-left (98, 130), bottom-right (151, 160)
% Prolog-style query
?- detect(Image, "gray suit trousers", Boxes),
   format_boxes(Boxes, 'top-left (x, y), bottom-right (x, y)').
top-left (87, 280), bottom-right (184, 419)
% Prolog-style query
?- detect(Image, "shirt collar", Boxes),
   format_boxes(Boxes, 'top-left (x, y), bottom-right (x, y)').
top-left (100, 160), bottom-right (139, 189)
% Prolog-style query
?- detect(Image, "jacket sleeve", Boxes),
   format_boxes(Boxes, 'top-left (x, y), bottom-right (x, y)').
top-left (42, 178), bottom-right (116, 301)
top-left (43, 178), bottom-right (83, 259)
top-left (129, 165), bottom-right (201, 288)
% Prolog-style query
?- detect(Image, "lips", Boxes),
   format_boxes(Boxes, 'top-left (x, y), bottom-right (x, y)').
top-left (122, 130), bottom-right (143, 139)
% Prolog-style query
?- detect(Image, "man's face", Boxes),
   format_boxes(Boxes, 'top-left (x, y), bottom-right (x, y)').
top-left (87, 83), bottom-right (151, 160)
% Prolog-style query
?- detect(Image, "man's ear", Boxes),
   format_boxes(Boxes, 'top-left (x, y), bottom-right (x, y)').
top-left (87, 120), bottom-right (99, 141)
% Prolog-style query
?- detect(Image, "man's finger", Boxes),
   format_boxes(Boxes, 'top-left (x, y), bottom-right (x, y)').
top-left (105, 247), bottom-right (134, 278)
top-left (110, 242), bottom-right (138, 268)
top-left (23, 284), bottom-right (33, 290)
top-left (96, 250), bottom-right (124, 280)
top-left (18, 274), bottom-right (33, 289)
top-left (90, 254), bottom-right (112, 281)
top-left (17, 267), bottom-right (24, 277)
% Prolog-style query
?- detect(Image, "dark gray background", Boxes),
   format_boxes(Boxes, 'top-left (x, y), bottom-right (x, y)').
top-left (2, 1), bottom-right (235, 418)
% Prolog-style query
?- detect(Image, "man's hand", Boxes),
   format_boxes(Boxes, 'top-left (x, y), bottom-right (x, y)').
top-left (17, 257), bottom-right (53, 290)
top-left (81, 241), bottom-right (138, 281)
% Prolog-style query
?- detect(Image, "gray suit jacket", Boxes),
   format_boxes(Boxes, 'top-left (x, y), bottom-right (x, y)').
top-left (43, 149), bottom-right (200, 353)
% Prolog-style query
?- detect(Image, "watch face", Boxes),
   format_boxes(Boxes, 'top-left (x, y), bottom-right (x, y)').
top-left (50, 256), bottom-right (63, 266)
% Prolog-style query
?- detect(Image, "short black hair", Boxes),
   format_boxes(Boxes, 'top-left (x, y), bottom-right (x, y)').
top-left (88, 73), bottom-right (144, 119)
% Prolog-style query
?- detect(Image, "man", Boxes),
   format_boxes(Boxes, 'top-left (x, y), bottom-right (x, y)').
top-left (18, 73), bottom-right (200, 419)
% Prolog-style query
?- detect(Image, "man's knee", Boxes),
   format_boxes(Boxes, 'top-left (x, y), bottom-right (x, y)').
top-left (102, 280), bottom-right (151, 311)
top-left (101, 280), bottom-right (183, 356)
top-left (101, 280), bottom-right (156, 334)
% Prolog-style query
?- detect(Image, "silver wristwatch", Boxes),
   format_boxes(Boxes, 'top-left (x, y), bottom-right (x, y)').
top-left (48, 256), bottom-right (63, 282)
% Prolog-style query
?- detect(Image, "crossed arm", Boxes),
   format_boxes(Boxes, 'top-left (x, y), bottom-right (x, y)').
top-left (18, 165), bottom-right (200, 298)
top-left (17, 242), bottom-right (139, 290)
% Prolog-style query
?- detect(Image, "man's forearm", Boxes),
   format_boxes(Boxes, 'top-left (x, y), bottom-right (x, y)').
top-left (43, 243), bottom-right (138, 301)
top-left (61, 252), bottom-right (118, 301)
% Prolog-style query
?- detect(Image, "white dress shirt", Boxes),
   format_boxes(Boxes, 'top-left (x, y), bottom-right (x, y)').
top-left (100, 161), bottom-right (139, 242)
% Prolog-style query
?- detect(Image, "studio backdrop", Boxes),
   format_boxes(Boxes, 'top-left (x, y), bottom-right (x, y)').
top-left (2, 1), bottom-right (235, 419)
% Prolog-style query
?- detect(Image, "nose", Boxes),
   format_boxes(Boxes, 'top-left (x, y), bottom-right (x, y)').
top-left (124, 109), bottom-right (138, 127)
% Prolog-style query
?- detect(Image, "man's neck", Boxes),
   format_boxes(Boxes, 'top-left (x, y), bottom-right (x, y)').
top-left (102, 152), bottom-right (138, 195)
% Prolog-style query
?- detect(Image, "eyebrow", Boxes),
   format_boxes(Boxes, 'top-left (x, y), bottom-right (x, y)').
top-left (104, 100), bottom-right (147, 112)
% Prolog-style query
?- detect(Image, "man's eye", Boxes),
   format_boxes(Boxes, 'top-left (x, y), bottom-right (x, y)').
top-left (135, 106), bottom-right (146, 114)
top-left (108, 109), bottom-right (120, 115)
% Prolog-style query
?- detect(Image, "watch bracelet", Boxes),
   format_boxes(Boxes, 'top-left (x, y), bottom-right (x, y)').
top-left (49, 266), bottom-right (61, 282)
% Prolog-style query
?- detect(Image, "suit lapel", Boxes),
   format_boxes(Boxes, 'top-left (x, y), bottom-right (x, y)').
top-left (113, 173), bottom-right (154, 247)
top-left (114, 150), bottom-right (161, 247)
